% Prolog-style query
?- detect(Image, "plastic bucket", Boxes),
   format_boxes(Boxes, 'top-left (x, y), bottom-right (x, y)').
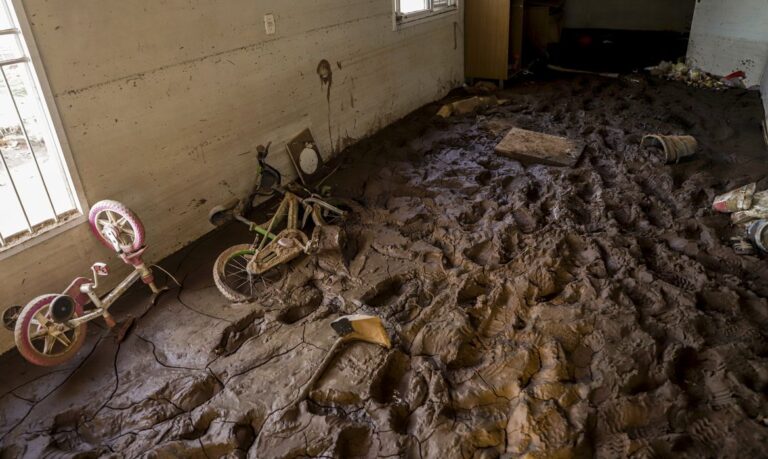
top-left (641, 135), bottom-right (698, 164)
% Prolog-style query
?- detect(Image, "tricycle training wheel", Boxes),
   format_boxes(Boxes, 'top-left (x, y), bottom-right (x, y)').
top-left (14, 295), bottom-right (87, 367)
top-left (89, 200), bottom-right (145, 253)
top-left (2, 305), bottom-right (21, 331)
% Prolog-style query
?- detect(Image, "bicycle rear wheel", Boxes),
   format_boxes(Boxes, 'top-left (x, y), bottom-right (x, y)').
top-left (14, 295), bottom-right (87, 367)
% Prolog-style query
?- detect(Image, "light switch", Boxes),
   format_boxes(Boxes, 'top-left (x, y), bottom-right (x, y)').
top-left (264, 14), bottom-right (276, 35)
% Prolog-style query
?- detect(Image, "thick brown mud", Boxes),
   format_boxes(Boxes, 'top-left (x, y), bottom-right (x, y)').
top-left (2, 75), bottom-right (768, 458)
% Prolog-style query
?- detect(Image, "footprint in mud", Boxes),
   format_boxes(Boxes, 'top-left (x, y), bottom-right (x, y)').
top-left (640, 200), bottom-right (672, 229)
top-left (499, 175), bottom-right (516, 190)
top-left (476, 158), bottom-right (496, 171)
top-left (476, 170), bottom-right (492, 186)
top-left (362, 276), bottom-right (410, 309)
top-left (665, 110), bottom-right (697, 130)
top-left (513, 208), bottom-right (538, 234)
top-left (458, 201), bottom-right (488, 227)
top-left (277, 285), bottom-right (324, 324)
top-left (215, 310), bottom-right (265, 355)
top-left (526, 183), bottom-right (542, 203)
top-left (464, 240), bottom-right (499, 267)
top-left (575, 181), bottom-right (596, 202)
top-left (566, 195), bottom-right (592, 227)
top-left (369, 351), bottom-right (410, 405)
top-left (498, 228), bottom-right (520, 264)
top-left (592, 160), bottom-right (617, 188)
top-left (457, 274), bottom-right (492, 308)
top-left (563, 234), bottom-right (601, 268)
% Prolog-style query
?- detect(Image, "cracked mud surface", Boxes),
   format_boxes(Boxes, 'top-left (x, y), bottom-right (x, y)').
top-left (2, 75), bottom-right (768, 458)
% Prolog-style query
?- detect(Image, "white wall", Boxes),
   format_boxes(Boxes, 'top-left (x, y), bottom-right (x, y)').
top-left (0, 0), bottom-right (464, 353)
top-left (687, 0), bottom-right (768, 87)
top-left (564, 0), bottom-right (695, 32)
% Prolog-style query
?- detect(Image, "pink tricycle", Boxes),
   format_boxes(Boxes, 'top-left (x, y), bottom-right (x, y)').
top-left (2, 200), bottom-right (167, 366)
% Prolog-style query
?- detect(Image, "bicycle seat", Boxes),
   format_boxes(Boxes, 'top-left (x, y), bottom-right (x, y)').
top-left (62, 277), bottom-right (92, 307)
top-left (255, 142), bottom-right (282, 196)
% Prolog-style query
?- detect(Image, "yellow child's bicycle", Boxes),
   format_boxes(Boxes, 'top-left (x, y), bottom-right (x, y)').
top-left (208, 143), bottom-right (347, 302)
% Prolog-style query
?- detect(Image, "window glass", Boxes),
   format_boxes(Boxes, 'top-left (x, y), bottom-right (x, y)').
top-left (3, 63), bottom-right (76, 215)
top-left (0, 34), bottom-right (22, 61)
top-left (0, 72), bottom-right (55, 231)
top-left (0, 0), bottom-right (81, 248)
top-left (400, 0), bottom-right (428, 14)
top-left (0, 1), bottom-right (13, 29)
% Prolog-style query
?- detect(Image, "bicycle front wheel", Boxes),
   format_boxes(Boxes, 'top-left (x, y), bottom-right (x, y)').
top-left (88, 200), bottom-right (145, 253)
top-left (213, 244), bottom-right (258, 303)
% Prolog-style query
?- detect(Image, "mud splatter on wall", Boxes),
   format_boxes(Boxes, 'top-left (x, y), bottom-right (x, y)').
top-left (317, 59), bottom-right (335, 152)
top-left (317, 59), bottom-right (333, 102)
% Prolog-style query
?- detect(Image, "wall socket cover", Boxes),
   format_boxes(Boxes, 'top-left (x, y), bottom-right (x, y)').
top-left (264, 14), bottom-right (276, 35)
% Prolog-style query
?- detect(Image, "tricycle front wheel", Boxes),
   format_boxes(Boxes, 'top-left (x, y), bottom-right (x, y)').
top-left (14, 295), bottom-right (87, 367)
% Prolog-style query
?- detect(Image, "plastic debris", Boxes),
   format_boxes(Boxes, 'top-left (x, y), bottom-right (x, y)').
top-left (712, 183), bottom-right (768, 254)
top-left (713, 183), bottom-right (757, 213)
top-left (436, 95), bottom-right (508, 118)
top-left (463, 80), bottom-right (498, 95)
top-left (747, 220), bottom-right (768, 253)
top-left (731, 236), bottom-right (756, 255)
top-left (645, 60), bottom-right (747, 90)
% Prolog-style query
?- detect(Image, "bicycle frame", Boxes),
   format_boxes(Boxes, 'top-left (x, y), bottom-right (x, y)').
top-left (66, 257), bottom-right (161, 328)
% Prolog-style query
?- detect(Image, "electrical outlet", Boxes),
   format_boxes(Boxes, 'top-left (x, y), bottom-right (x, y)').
top-left (264, 14), bottom-right (276, 35)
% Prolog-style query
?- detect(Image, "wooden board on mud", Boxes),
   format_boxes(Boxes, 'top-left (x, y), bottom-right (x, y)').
top-left (494, 127), bottom-right (582, 167)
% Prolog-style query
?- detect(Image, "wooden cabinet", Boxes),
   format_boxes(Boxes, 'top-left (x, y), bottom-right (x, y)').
top-left (465, 0), bottom-right (517, 81)
top-left (465, 0), bottom-right (561, 82)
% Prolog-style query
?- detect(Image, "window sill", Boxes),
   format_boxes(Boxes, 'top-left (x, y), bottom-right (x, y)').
top-left (394, 6), bottom-right (458, 30)
top-left (0, 212), bottom-right (86, 261)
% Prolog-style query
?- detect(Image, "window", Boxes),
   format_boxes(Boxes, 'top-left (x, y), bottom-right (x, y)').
top-left (0, 0), bottom-right (81, 251)
top-left (396, 0), bottom-right (457, 24)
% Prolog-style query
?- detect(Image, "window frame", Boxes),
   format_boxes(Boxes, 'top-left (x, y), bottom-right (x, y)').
top-left (394, 0), bottom-right (458, 29)
top-left (0, 0), bottom-right (87, 259)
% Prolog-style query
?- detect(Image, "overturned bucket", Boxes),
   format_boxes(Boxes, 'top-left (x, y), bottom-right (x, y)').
top-left (641, 135), bottom-right (698, 164)
top-left (713, 182), bottom-right (756, 213)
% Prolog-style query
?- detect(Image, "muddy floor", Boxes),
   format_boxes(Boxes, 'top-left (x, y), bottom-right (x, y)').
top-left (2, 74), bottom-right (768, 458)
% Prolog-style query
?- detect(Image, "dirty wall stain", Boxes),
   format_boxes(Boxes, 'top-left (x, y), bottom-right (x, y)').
top-left (317, 59), bottom-right (334, 153)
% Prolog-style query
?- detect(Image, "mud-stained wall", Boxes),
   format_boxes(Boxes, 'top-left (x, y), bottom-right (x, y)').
top-left (0, 0), bottom-right (464, 353)
top-left (687, 0), bottom-right (768, 88)
top-left (563, 0), bottom-right (695, 32)
top-left (763, 62), bottom-right (768, 130)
